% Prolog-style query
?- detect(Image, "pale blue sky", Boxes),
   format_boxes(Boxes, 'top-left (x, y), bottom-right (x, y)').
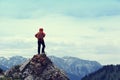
top-left (0, 0), bottom-right (120, 64)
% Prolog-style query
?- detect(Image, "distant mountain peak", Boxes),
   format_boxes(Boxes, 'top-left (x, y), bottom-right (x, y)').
top-left (5, 54), bottom-right (69, 80)
top-left (49, 56), bottom-right (102, 80)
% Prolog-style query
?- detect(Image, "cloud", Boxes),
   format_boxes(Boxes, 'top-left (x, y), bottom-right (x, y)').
top-left (0, 35), bottom-right (120, 65)
top-left (0, 0), bottom-right (120, 19)
top-left (0, 0), bottom-right (120, 65)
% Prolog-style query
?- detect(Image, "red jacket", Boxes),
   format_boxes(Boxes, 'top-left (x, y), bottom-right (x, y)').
top-left (35, 31), bottom-right (45, 40)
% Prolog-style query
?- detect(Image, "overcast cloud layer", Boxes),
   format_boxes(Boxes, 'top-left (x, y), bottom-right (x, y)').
top-left (0, 0), bottom-right (120, 65)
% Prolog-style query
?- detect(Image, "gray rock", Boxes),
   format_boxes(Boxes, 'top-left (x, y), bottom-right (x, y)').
top-left (5, 54), bottom-right (69, 80)
top-left (20, 59), bottom-right (31, 72)
top-left (24, 75), bottom-right (34, 80)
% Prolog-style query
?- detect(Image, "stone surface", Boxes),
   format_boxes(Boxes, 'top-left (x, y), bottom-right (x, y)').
top-left (5, 54), bottom-right (69, 80)
top-left (19, 59), bottom-right (31, 72)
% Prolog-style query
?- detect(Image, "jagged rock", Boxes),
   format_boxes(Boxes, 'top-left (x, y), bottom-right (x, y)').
top-left (5, 53), bottom-right (69, 80)
top-left (25, 75), bottom-right (34, 80)
top-left (20, 59), bottom-right (31, 72)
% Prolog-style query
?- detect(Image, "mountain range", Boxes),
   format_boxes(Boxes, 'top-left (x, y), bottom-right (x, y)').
top-left (0, 68), bottom-right (3, 74)
top-left (81, 65), bottom-right (120, 80)
top-left (0, 56), bottom-right (27, 69)
top-left (0, 55), bottom-right (102, 80)
top-left (49, 56), bottom-right (102, 80)
top-left (0, 65), bottom-right (8, 71)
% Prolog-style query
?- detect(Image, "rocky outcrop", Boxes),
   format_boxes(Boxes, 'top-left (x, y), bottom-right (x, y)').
top-left (5, 54), bottom-right (69, 80)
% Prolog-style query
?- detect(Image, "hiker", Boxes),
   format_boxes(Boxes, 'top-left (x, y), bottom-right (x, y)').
top-left (35, 28), bottom-right (46, 54)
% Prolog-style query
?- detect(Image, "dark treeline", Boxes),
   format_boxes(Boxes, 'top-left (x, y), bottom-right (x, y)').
top-left (82, 65), bottom-right (120, 80)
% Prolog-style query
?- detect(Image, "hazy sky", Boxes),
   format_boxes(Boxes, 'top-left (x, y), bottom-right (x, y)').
top-left (0, 0), bottom-right (120, 65)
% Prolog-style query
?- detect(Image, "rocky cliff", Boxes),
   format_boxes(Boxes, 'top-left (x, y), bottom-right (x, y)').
top-left (5, 54), bottom-right (69, 80)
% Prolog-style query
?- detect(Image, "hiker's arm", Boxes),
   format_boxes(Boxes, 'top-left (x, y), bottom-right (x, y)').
top-left (43, 33), bottom-right (46, 37)
top-left (35, 33), bottom-right (38, 38)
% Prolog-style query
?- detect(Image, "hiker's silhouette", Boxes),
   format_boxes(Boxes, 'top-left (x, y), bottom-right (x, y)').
top-left (35, 28), bottom-right (46, 54)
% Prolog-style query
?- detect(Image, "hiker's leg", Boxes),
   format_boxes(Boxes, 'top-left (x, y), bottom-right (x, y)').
top-left (41, 40), bottom-right (45, 53)
top-left (38, 40), bottom-right (41, 54)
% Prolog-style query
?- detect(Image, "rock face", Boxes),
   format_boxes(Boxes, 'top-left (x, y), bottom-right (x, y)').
top-left (5, 54), bottom-right (69, 80)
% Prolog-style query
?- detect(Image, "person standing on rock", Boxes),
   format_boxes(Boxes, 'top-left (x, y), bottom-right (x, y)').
top-left (35, 28), bottom-right (46, 54)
